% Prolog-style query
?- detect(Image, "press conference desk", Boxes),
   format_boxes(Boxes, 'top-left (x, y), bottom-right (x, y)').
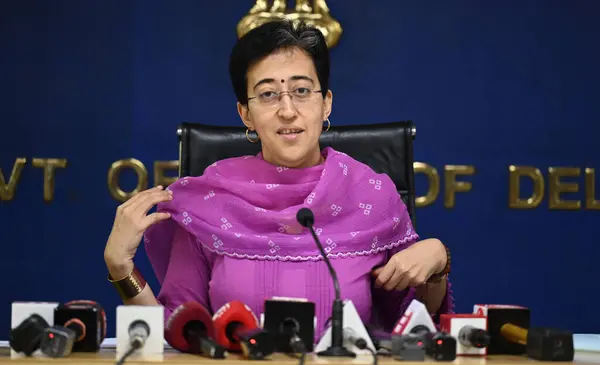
top-left (1, 349), bottom-right (599, 365)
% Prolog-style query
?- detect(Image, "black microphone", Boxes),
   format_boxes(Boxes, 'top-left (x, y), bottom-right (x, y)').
top-left (9, 314), bottom-right (50, 356)
top-left (296, 207), bottom-right (355, 358)
top-left (39, 325), bottom-right (76, 358)
top-left (459, 325), bottom-right (491, 349)
top-left (280, 318), bottom-right (306, 354)
top-left (411, 325), bottom-right (456, 361)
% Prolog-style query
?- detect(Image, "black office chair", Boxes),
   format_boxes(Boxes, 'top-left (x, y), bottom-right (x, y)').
top-left (177, 121), bottom-right (417, 225)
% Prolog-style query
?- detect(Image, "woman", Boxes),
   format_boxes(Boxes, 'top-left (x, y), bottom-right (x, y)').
top-left (103, 20), bottom-right (453, 338)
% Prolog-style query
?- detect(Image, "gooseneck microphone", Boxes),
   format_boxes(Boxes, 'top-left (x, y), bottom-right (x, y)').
top-left (296, 207), bottom-right (355, 358)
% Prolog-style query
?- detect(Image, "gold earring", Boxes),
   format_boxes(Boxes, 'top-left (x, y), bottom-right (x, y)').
top-left (246, 128), bottom-right (259, 143)
top-left (324, 118), bottom-right (331, 132)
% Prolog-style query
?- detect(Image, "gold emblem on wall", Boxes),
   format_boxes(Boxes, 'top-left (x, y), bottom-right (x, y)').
top-left (237, 0), bottom-right (343, 48)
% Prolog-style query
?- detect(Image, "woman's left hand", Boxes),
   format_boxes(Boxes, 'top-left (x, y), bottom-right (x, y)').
top-left (372, 239), bottom-right (447, 291)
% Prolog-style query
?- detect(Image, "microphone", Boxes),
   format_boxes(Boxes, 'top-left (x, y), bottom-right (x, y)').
top-left (459, 326), bottom-right (490, 349)
top-left (296, 207), bottom-right (355, 358)
top-left (115, 305), bottom-right (164, 363)
top-left (472, 304), bottom-right (530, 355)
top-left (128, 320), bottom-right (151, 348)
top-left (411, 325), bottom-right (456, 361)
top-left (500, 324), bottom-right (573, 361)
top-left (9, 314), bottom-right (50, 356)
top-left (115, 320), bottom-right (150, 365)
top-left (237, 328), bottom-right (275, 360)
top-left (440, 313), bottom-right (489, 356)
top-left (262, 298), bottom-right (315, 353)
top-left (165, 301), bottom-right (225, 359)
top-left (212, 300), bottom-right (262, 353)
top-left (54, 300), bottom-right (107, 352)
top-left (39, 325), bottom-right (76, 358)
top-left (344, 328), bottom-right (367, 349)
top-left (391, 333), bottom-right (426, 361)
top-left (472, 303), bottom-right (573, 360)
top-left (344, 328), bottom-right (378, 364)
top-left (315, 300), bottom-right (376, 354)
top-left (280, 317), bottom-right (306, 354)
top-left (10, 302), bottom-right (59, 358)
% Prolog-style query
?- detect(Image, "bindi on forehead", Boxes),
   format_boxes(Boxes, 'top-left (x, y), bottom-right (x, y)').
top-left (281, 79), bottom-right (285, 83)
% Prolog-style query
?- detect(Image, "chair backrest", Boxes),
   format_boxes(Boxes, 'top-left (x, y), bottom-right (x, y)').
top-left (177, 121), bottom-right (417, 225)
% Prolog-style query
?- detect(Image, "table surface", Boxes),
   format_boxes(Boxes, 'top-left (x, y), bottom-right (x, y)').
top-left (0, 349), bottom-right (599, 365)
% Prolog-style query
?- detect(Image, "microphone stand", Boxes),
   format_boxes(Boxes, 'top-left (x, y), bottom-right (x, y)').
top-left (297, 208), bottom-right (355, 358)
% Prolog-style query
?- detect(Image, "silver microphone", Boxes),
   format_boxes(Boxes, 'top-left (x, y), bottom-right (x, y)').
top-left (128, 320), bottom-right (150, 348)
top-left (116, 320), bottom-right (151, 365)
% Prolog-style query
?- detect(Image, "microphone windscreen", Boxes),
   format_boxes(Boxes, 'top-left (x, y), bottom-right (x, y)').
top-left (296, 208), bottom-right (314, 227)
top-left (213, 300), bottom-right (259, 351)
top-left (63, 300), bottom-right (107, 341)
top-left (165, 301), bottom-right (215, 353)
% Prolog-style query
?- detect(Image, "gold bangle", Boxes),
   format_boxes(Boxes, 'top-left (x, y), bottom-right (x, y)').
top-left (107, 266), bottom-right (147, 300)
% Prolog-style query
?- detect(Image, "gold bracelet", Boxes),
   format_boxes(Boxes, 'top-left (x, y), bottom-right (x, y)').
top-left (107, 266), bottom-right (147, 300)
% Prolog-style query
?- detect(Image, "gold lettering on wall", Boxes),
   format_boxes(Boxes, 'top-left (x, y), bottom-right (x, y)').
top-left (0, 158), bottom-right (26, 201)
top-left (154, 161), bottom-right (179, 189)
top-left (32, 158), bottom-right (67, 202)
top-left (548, 167), bottom-right (581, 210)
top-left (508, 166), bottom-right (544, 209)
top-left (444, 165), bottom-right (475, 208)
top-left (585, 168), bottom-right (599, 210)
top-left (107, 158), bottom-right (148, 203)
top-left (2, 155), bottom-right (598, 210)
top-left (413, 162), bottom-right (439, 207)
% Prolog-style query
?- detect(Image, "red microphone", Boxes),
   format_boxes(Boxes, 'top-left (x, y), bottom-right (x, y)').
top-left (164, 301), bottom-right (225, 359)
top-left (212, 300), bottom-right (259, 352)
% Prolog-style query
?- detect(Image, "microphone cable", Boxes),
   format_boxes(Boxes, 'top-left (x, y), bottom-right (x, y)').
top-left (290, 336), bottom-right (307, 365)
top-left (115, 340), bottom-right (142, 365)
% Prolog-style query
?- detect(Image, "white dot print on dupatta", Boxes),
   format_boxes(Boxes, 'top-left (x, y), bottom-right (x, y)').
top-left (220, 218), bottom-right (232, 230)
top-left (182, 212), bottom-right (192, 225)
top-left (359, 203), bottom-right (372, 215)
top-left (369, 178), bottom-right (382, 190)
top-left (330, 204), bottom-right (342, 216)
top-left (325, 237), bottom-right (337, 253)
top-left (212, 234), bottom-right (224, 249)
top-left (268, 240), bottom-right (280, 254)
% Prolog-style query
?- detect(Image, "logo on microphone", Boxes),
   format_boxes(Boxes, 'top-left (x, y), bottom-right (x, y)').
top-left (212, 303), bottom-right (231, 321)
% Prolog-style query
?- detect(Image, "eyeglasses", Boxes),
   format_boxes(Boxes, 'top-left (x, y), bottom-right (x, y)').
top-left (247, 88), bottom-right (322, 107)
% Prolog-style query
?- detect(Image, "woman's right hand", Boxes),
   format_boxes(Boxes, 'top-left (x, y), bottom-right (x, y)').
top-left (104, 185), bottom-right (173, 278)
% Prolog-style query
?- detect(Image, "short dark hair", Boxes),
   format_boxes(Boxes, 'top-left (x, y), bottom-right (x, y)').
top-left (229, 20), bottom-right (330, 104)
